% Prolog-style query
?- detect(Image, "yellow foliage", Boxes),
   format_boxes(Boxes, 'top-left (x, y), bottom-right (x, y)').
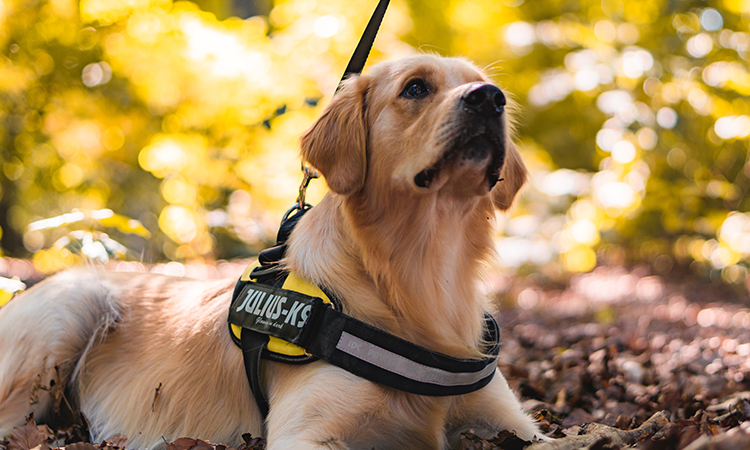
top-left (162, 176), bottom-right (198, 206)
top-left (562, 245), bottom-right (598, 273)
top-left (0, 0), bottom-right (747, 280)
top-left (723, 0), bottom-right (750, 14)
top-left (33, 248), bottom-right (82, 273)
top-left (159, 204), bottom-right (203, 243)
top-left (98, 214), bottom-right (152, 238)
top-left (0, 276), bottom-right (25, 307)
top-left (81, 0), bottom-right (172, 25)
top-left (0, 290), bottom-right (12, 307)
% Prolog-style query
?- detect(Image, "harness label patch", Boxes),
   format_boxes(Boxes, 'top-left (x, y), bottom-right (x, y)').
top-left (229, 282), bottom-right (322, 346)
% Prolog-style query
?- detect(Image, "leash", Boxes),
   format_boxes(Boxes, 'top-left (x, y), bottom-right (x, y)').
top-left (337, 0), bottom-right (391, 89)
top-left (297, 0), bottom-right (391, 196)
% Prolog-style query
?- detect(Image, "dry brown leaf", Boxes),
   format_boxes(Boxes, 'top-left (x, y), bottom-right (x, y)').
top-left (237, 434), bottom-right (265, 450)
top-left (192, 440), bottom-right (213, 450)
top-left (165, 437), bottom-right (197, 450)
top-left (8, 420), bottom-right (49, 450)
top-left (681, 424), bottom-right (750, 450)
top-left (35, 425), bottom-right (54, 443)
top-left (64, 442), bottom-right (98, 450)
top-left (560, 408), bottom-right (594, 428)
top-left (100, 434), bottom-right (128, 449)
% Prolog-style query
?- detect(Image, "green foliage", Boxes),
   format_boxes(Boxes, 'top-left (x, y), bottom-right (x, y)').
top-left (0, 0), bottom-right (748, 284)
top-left (439, 0), bottom-right (750, 282)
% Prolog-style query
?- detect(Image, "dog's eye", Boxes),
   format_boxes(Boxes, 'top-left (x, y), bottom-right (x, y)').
top-left (401, 79), bottom-right (429, 99)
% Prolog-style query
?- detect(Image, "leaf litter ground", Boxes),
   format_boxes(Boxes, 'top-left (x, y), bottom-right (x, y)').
top-left (1, 261), bottom-right (749, 449)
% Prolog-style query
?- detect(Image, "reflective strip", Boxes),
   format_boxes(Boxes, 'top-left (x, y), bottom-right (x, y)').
top-left (336, 331), bottom-right (496, 387)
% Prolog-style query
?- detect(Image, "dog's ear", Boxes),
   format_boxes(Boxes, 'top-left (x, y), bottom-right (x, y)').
top-left (491, 141), bottom-right (527, 210)
top-left (300, 76), bottom-right (368, 196)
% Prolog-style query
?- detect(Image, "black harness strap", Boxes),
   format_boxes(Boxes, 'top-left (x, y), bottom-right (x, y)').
top-left (233, 207), bottom-right (310, 422)
top-left (306, 309), bottom-right (500, 396)
top-left (240, 329), bottom-right (270, 418)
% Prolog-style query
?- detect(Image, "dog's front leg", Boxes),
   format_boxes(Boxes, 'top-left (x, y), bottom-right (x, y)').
top-left (445, 369), bottom-right (547, 447)
top-left (264, 362), bottom-right (448, 450)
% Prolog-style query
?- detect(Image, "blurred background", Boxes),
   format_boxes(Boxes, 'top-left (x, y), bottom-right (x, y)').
top-left (0, 0), bottom-right (749, 293)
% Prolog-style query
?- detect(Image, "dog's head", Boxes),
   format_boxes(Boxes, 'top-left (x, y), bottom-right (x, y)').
top-left (301, 54), bottom-right (526, 210)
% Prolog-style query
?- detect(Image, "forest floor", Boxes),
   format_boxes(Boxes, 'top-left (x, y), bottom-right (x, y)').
top-left (486, 265), bottom-right (750, 449)
top-left (1, 259), bottom-right (749, 450)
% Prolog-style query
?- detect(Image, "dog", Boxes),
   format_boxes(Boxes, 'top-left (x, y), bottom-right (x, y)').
top-left (0, 54), bottom-right (544, 449)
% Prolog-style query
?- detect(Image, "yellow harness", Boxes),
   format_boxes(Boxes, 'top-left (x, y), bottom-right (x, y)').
top-left (230, 262), bottom-right (333, 358)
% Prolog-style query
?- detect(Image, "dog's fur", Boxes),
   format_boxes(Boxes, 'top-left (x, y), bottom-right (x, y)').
top-left (0, 55), bottom-right (543, 449)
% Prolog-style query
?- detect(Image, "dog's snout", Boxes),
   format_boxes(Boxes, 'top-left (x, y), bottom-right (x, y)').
top-left (462, 84), bottom-right (505, 117)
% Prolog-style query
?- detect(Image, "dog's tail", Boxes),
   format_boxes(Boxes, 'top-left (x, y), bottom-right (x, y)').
top-left (0, 269), bottom-right (121, 435)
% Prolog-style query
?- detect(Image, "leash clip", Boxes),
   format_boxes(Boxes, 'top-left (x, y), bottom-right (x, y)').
top-left (283, 165), bottom-right (319, 222)
top-left (297, 164), bottom-right (319, 210)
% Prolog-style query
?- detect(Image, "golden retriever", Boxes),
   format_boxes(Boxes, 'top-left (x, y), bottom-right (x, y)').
top-left (0, 54), bottom-right (544, 449)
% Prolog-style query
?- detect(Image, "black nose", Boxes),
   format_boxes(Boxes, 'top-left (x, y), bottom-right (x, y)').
top-left (461, 84), bottom-right (506, 117)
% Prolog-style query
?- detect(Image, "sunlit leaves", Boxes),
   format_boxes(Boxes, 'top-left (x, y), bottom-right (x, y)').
top-left (0, 0), bottom-right (748, 282)
top-left (0, 276), bottom-right (25, 307)
top-left (718, 212), bottom-right (750, 262)
top-left (159, 205), bottom-right (202, 244)
top-left (98, 213), bottom-right (152, 238)
top-left (81, 0), bottom-right (172, 25)
top-left (139, 135), bottom-right (199, 179)
top-left (28, 209), bottom-right (149, 237)
top-left (480, 0), bottom-right (750, 280)
top-left (23, 209), bottom-right (149, 272)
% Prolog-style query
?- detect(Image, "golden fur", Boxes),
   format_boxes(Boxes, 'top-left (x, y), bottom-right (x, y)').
top-left (0, 55), bottom-right (543, 449)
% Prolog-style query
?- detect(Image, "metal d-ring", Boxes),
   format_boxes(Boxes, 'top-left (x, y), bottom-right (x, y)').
top-left (282, 202), bottom-right (313, 223)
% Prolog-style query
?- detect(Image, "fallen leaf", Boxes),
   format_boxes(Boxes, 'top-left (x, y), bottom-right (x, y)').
top-left (35, 425), bottom-right (54, 443)
top-left (237, 434), bottom-right (265, 450)
top-left (192, 439), bottom-right (213, 450)
top-left (166, 437), bottom-right (197, 450)
top-left (486, 430), bottom-right (530, 450)
top-left (100, 434), bottom-right (128, 449)
top-left (560, 408), bottom-right (594, 428)
top-left (8, 420), bottom-right (49, 450)
top-left (64, 442), bottom-right (98, 450)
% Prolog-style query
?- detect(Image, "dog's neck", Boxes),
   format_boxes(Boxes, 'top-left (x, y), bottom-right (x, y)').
top-left (285, 190), bottom-right (495, 359)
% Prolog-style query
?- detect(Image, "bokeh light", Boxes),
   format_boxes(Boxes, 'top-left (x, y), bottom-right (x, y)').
top-left (0, 0), bottom-right (748, 289)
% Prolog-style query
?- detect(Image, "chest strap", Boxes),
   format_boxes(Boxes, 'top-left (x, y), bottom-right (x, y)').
top-left (305, 305), bottom-right (500, 395)
top-left (229, 278), bottom-right (501, 418)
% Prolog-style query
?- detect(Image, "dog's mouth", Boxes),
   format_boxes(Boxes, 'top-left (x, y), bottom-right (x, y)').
top-left (414, 124), bottom-right (505, 192)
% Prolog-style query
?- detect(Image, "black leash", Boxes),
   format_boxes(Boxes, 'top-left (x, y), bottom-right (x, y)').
top-left (336, 0), bottom-right (390, 91)
top-left (295, 0), bottom-right (391, 213)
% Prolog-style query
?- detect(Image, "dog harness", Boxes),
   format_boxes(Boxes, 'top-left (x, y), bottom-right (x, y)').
top-left (227, 207), bottom-right (502, 419)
